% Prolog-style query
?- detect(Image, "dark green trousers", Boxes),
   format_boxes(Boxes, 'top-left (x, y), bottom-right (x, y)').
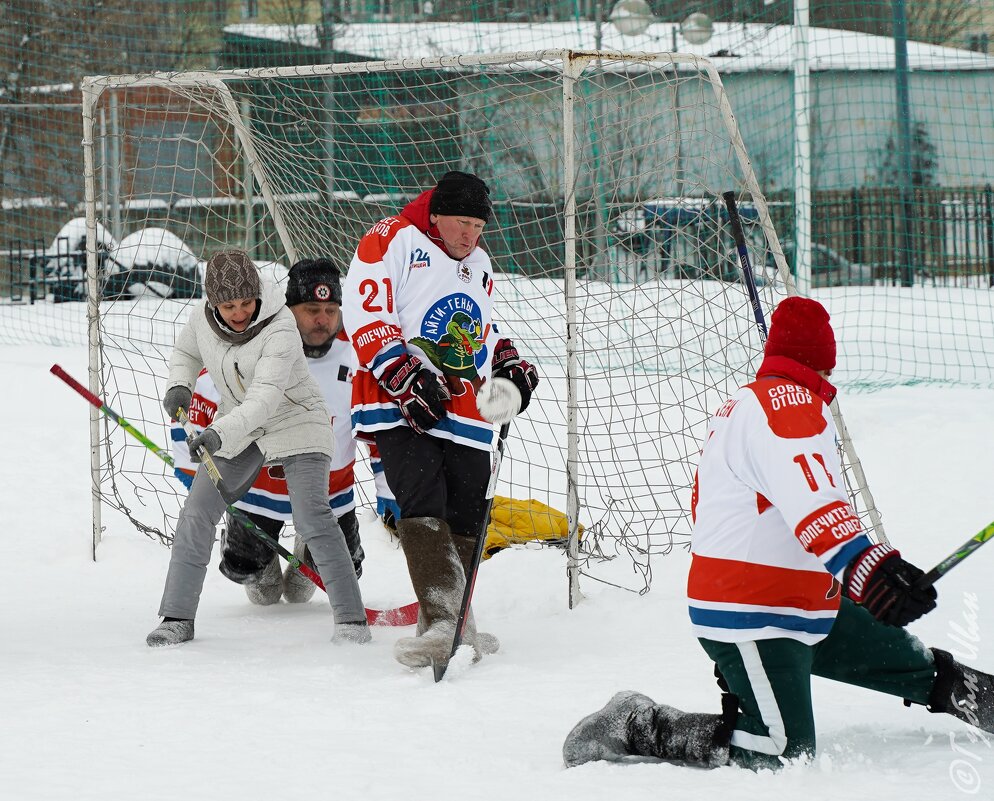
top-left (700, 598), bottom-right (936, 770)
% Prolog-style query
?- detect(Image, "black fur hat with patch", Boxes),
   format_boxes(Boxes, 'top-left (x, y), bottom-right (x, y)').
top-left (429, 171), bottom-right (493, 223)
top-left (285, 258), bottom-right (343, 306)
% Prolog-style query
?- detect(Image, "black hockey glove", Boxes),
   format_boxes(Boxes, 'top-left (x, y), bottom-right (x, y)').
top-left (491, 338), bottom-right (539, 414)
top-left (843, 543), bottom-right (937, 627)
top-left (162, 386), bottom-right (193, 421)
top-left (379, 353), bottom-right (450, 434)
top-left (186, 427), bottom-right (222, 463)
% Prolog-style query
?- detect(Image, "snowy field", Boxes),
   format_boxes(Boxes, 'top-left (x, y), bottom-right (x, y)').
top-left (5, 333), bottom-right (994, 799)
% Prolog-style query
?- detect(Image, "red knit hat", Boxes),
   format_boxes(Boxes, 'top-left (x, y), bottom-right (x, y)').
top-left (764, 296), bottom-right (836, 371)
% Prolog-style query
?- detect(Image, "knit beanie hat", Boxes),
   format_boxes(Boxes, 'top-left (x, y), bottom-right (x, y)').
top-left (204, 250), bottom-right (260, 307)
top-left (285, 258), bottom-right (343, 306)
top-left (764, 296), bottom-right (837, 371)
top-left (429, 171), bottom-right (493, 222)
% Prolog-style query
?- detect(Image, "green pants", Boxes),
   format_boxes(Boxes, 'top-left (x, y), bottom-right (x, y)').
top-left (700, 598), bottom-right (936, 770)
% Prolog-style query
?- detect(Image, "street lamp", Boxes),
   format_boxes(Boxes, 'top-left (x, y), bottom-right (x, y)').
top-left (608, 0), bottom-right (655, 38)
top-left (680, 12), bottom-right (714, 46)
top-left (595, 0), bottom-right (655, 51)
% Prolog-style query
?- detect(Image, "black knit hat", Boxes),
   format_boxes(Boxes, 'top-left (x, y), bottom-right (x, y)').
top-left (429, 171), bottom-right (493, 223)
top-left (204, 249), bottom-right (260, 307)
top-left (285, 258), bottom-right (343, 306)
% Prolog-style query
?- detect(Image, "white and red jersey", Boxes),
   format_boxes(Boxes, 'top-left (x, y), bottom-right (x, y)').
top-left (687, 356), bottom-right (872, 645)
top-left (343, 193), bottom-right (499, 452)
top-left (171, 331), bottom-right (395, 520)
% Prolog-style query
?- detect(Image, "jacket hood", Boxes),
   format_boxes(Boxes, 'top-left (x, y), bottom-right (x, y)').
top-left (401, 189), bottom-right (435, 235)
top-left (756, 354), bottom-right (837, 404)
top-left (401, 188), bottom-right (472, 259)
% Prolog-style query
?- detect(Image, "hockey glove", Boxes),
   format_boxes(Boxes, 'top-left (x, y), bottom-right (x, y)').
top-left (379, 353), bottom-right (450, 434)
top-left (162, 386), bottom-right (193, 421)
top-left (491, 338), bottom-right (539, 414)
top-left (186, 427), bottom-right (222, 463)
top-left (842, 543), bottom-right (937, 627)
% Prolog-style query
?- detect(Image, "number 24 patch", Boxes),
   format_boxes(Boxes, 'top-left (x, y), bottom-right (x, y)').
top-left (409, 247), bottom-right (430, 270)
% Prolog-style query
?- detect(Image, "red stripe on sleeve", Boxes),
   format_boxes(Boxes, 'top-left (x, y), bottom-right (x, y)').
top-left (352, 322), bottom-right (403, 366)
top-left (794, 501), bottom-right (864, 556)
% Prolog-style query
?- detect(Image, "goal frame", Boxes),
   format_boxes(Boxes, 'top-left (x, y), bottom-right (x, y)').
top-left (79, 49), bottom-right (885, 600)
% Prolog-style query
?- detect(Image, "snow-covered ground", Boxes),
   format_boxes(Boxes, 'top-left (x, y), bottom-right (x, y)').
top-left (4, 333), bottom-right (994, 799)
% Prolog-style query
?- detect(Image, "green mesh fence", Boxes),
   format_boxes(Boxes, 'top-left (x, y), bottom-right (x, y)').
top-left (3, 2), bottom-right (994, 387)
top-left (5, 1), bottom-right (991, 593)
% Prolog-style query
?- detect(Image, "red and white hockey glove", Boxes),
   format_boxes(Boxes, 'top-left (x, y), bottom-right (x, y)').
top-left (379, 353), bottom-right (450, 434)
top-left (491, 338), bottom-right (539, 414)
top-left (842, 543), bottom-right (937, 627)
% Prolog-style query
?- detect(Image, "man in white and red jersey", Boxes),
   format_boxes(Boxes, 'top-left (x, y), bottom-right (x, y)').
top-left (344, 171), bottom-right (538, 669)
top-left (171, 259), bottom-right (399, 605)
top-left (564, 296), bottom-right (994, 770)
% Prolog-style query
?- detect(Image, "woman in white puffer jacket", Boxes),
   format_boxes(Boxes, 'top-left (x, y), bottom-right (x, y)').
top-left (147, 249), bottom-right (369, 647)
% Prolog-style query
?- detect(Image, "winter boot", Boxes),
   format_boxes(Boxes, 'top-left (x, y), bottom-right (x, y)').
top-left (393, 517), bottom-right (465, 668)
top-left (146, 618), bottom-right (195, 648)
top-left (282, 534), bottom-right (318, 604)
top-left (218, 510), bottom-right (285, 585)
top-left (922, 648), bottom-right (994, 733)
top-left (451, 533), bottom-right (500, 658)
top-left (339, 509), bottom-right (366, 580)
top-left (244, 554), bottom-right (283, 606)
top-left (332, 621), bottom-right (372, 645)
top-left (563, 691), bottom-right (737, 768)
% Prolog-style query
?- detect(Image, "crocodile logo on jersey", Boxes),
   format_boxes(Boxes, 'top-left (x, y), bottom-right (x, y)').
top-left (456, 262), bottom-right (472, 283)
top-left (409, 293), bottom-right (487, 395)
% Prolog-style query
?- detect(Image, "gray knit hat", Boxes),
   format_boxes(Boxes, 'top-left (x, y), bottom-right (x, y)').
top-left (204, 250), bottom-right (261, 307)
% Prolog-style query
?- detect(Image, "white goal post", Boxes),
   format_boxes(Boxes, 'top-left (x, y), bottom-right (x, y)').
top-left (79, 49), bottom-right (885, 600)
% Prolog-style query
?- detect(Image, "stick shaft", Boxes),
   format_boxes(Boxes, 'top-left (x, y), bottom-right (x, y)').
top-left (722, 191), bottom-right (768, 341)
top-left (176, 408), bottom-right (226, 495)
top-left (434, 422), bottom-right (510, 681)
top-left (50, 364), bottom-right (174, 465)
top-left (918, 520), bottom-right (994, 589)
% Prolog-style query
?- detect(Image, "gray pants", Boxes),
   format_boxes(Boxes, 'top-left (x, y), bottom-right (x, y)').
top-left (158, 447), bottom-right (366, 625)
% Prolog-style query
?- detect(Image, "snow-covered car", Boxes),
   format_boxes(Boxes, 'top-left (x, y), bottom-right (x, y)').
top-left (32, 218), bottom-right (118, 302)
top-left (612, 198), bottom-right (766, 283)
top-left (778, 240), bottom-right (874, 288)
top-left (103, 228), bottom-right (202, 300)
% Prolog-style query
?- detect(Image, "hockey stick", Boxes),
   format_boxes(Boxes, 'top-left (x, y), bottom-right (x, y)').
top-left (433, 421), bottom-right (510, 682)
top-left (50, 364), bottom-right (419, 626)
top-left (722, 191), bottom-right (768, 341)
top-left (176, 407), bottom-right (227, 496)
top-left (916, 520), bottom-right (994, 590)
top-left (720, 192), bottom-right (890, 546)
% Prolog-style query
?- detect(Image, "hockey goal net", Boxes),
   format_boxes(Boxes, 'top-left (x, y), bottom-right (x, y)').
top-left (80, 50), bottom-right (883, 598)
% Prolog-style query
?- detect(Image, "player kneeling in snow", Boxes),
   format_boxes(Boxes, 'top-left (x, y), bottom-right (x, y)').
top-left (563, 297), bottom-right (994, 770)
top-left (344, 171), bottom-right (539, 669)
top-left (148, 250), bottom-right (369, 647)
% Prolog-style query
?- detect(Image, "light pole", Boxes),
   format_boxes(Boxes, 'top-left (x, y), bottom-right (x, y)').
top-left (589, 0), bottom-right (655, 281)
